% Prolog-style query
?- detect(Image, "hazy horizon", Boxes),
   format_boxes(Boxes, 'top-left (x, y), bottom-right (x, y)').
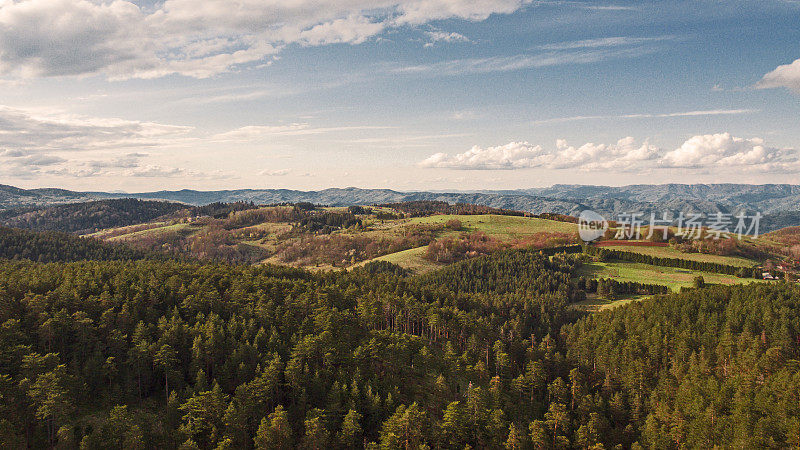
top-left (7, 181), bottom-right (800, 195)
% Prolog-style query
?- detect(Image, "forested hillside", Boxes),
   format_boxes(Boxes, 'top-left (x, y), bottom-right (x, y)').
top-left (0, 226), bottom-right (152, 263)
top-left (565, 283), bottom-right (800, 448)
top-left (0, 199), bottom-right (187, 234)
top-left (0, 244), bottom-right (797, 448)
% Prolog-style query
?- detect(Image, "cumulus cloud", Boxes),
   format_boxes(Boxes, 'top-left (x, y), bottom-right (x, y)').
top-left (0, 0), bottom-right (529, 79)
top-left (660, 133), bottom-right (799, 171)
top-left (0, 0), bottom-right (152, 77)
top-left (420, 142), bottom-right (546, 169)
top-left (420, 137), bottom-right (659, 170)
top-left (420, 133), bottom-right (800, 172)
top-left (298, 15), bottom-right (385, 46)
top-left (756, 58), bottom-right (800, 94)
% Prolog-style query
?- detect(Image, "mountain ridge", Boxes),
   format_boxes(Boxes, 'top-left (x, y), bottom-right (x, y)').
top-left (2, 183), bottom-right (800, 231)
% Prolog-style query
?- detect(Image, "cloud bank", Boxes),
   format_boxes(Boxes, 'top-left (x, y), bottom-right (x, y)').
top-left (0, 105), bottom-right (193, 154)
top-left (420, 133), bottom-right (800, 172)
top-left (0, 104), bottom-right (201, 178)
top-left (0, 0), bottom-right (529, 79)
top-left (0, 104), bottom-right (392, 179)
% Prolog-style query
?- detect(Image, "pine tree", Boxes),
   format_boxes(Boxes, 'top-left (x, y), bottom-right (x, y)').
top-left (254, 405), bottom-right (293, 450)
top-left (178, 382), bottom-right (229, 448)
top-left (302, 409), bottom-right (329, 450)
top-left (379, 403), bottom-right (427, 449)
top-left (504, 423), bottom-right (527, 450)
top-left (337, 409), bottom-right (363, 449)
top-left (439, 401), bottom-right (469, 447)
top-left (154, 344), bottom-right (179, 401)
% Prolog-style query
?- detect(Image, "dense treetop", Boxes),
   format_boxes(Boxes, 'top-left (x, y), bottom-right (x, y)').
top-left (0, 236), bottom-right (797, 448)
top-left (0, 226), bottom-right (153, 263)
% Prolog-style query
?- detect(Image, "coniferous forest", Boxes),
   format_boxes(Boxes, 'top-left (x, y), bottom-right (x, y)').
top-left (0, 230), bottom-right (798, 449)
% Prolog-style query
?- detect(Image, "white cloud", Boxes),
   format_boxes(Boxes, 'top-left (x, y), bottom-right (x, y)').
top-left (0, 105), bottom-right (193, 154)
top-left (420, 142), bottom-right (545, 169)
top-left (0, 105), bottom-right (398, 180)
top-left (393, 45), bottom-right (659, 76)
top-left (0, 104), bottom-right (198, 178)
top-left (756, 58), bottom-right (800, 94)
top-left (532, 109), bottom-right (756, 124)
top-left (127, 165), bottom-right (185, 178)
top-left (660, 133), bottom-right (799, 171)
top-left (211, 123), bottom-right (393, 141)
top-left (0, 0), bottom-right (530, 80)
top-left (259, 168), bottom-right (291, 176)
top-left (213, 123), bottom-right (313, 141)
top-left (0, 0), bottom-right (156, 78)
top-left (420, 133), bottom-right (800, 172)
top-left (423, 30), bottom-right (471, 47)
top-left (298, 15), bottom-right (385, 46)
top-left (419, 137), bottom-right (659, 170)
top-left (0, 151), bottom-right (66, 166)
top-left (394, 0), bottom-right (525, 25)
top-left (537, 35), bottom-right (670, 51)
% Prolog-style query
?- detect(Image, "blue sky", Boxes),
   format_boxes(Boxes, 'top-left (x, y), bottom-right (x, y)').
top-left (1, 0), bottom-right (799, 192)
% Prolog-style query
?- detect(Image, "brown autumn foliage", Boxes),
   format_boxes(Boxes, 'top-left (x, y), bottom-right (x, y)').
top-left (424, 231), bottom-right (502, 264)
top-left (276, 225), bottom-right (441, 267)
top-left (511, 231), bottom-right (579, 249)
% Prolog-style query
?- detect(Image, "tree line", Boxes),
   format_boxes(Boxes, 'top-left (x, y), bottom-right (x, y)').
top-left (0, 199), bottom-right (187, 235)
top-left (376, 201), bottom-right (530, 218)
top-left (0, 226), bottom-right (156, 263)
top-left (584, 246), bottom-right (757, 277)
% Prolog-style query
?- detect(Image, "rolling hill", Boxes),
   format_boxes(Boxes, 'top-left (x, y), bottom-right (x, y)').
top-left (2, 183), bottom-right (800, 231)
top-left (0, 198), bottom-right (188, 234)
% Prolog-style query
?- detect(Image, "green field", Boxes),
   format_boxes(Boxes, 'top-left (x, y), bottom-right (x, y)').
top-left (102, 222), bottom-right (194, 241)
top-left (599, 243), bottom-right (757, 267)
top-left (577, 260), bottom-right (759, 292)
top-left (355, 246), bottom-right (438, 274)
top-left (407, 214), bottom-right (577, 239)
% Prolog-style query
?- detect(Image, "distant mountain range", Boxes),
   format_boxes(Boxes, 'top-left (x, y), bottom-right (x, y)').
top-left (2, 183), bottom-right (800, 232)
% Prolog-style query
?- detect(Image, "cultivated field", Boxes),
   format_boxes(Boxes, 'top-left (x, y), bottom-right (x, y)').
top-left (598, 243), bottom-right (757, 267)
top-left (408, 214), bottom-right (577, 238)
top-left (577, 260), bottom-right (760, 292)
top-left (361, 246), bottom-right (435, 274)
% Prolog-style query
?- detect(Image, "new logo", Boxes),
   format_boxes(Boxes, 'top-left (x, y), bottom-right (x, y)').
top-left (578, 210), bottom-right (607, 242)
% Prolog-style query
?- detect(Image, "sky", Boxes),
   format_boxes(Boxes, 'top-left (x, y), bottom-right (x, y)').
top-left (1, 0), bottom-right (799, 192)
